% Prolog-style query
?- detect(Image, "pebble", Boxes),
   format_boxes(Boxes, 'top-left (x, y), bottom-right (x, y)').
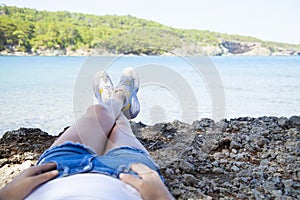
top-left (289, 116), bottom-right (300, 128)
top-left (213, 152), bottom-right (223, 160)
top-left (231, 148), bottom-right (237, 154)
top-left (230, 141), bottom-right (242, 149)
top-left (231, 165), bottom-right (240, 172)
top-left (182, 174), bottom-right (198, 186)
top-left (19, 160), bottom-right (33, 171)
top-left (235, 153), bottom-right (245, 161)
top-left (1, 116), bottom-right (299, 199)
top-left (165, 168), bottom-right (174, 177)
top-left (211, 161), bottom-right (219, 167)
top-left (260, 159), bottom-right (270, 166)
top-left (212, 167), bottom-right (225, 174)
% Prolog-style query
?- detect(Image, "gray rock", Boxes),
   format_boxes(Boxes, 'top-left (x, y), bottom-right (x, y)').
top-left (240, 177), bottom-right (250, 183)
top-left (165, 168), bottom-right (174, 178)
top-left (219, 159), bottom-right (228, 164)
top-left (179, 160), bottom-right (195, 173)
top-left (235, 161), bottom-right (246, 168)
top-left (211, 161), bottom-right (219, 167)
top-left (289, 116), bottom-right (300, 128)
top-left (182, 174), bottom-right (198, 186)
top-left (212, 167), bottom-right (225, 174)
top-left (278, 117), bottom-right (290, 128)
top-left (271, 190), bottom-right (283, 198)
top-left (250, 179), bottom-right (259, 186)
top-left (282, 179), bottom-right (293, 188)
top-left (213, 152), bottom-right (223, 160)
top-left (252, 189), bottom-right (265, 199)
top-left (236, 193), bottom-right (248, 199)
top-left (235, 153), bottom-right (245, 161)
top-left (230, 140), bottom-right (242, 149)
top-left (2, 116), bottom-right (300, 199)
top-left (231, 165), bottom-right (240, 172)
top-left (231, 148), bottom-right (237, 154)
top-left (260, 159), bottom-right (270, 167)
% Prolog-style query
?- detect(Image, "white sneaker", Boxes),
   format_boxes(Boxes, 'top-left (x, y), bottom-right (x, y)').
top-left (115, 67), bottom-right (140, 119)
top-left (93, 71), bottom-right (114, 103)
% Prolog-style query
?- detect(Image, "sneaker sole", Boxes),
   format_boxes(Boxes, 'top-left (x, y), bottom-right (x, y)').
top-left (93, 71), bottom-right (114, 103)
top-left (122, 68), bottom-right (140, 119)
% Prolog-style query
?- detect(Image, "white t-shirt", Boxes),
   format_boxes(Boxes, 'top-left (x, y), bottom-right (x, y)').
top-left (26, 173), bottom-right (142, 200)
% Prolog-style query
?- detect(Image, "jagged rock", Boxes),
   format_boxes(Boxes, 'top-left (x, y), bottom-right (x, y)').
top-left (289, 116), bottom-right (300, 129)
top-left (1, 117), bottom-right (300, 199)
top-left (222, 41), bottom-right (255, 54)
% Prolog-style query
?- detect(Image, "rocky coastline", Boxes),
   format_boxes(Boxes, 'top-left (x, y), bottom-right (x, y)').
top-left (1, 116), bottom-right (300, 199)
top-left (1, 40), bottom-right (300, 57)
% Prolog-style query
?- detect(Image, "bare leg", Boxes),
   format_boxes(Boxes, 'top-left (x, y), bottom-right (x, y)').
top-left (51, 91), bottom-right (126, 155)
top-left (105, 113), bottom-right (148, 154)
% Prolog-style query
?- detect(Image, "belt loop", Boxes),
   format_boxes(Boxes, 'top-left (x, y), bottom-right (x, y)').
top-left (82, 155), bottom-right (95, 172)
top-left (62, 166), bottom-right (70, 177)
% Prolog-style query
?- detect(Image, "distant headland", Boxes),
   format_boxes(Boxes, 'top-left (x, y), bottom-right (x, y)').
top-left (0, 5), bottom-right (300, 56)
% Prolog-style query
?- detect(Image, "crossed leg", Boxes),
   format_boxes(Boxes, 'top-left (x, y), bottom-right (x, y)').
top-left (105, 112), bottom-right (147, 153)
top-left (51, 91), bottom-right (146, 155)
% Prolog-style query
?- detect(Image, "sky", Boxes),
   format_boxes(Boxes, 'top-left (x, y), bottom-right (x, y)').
top-left (1, 0), bottom-right (300, 44)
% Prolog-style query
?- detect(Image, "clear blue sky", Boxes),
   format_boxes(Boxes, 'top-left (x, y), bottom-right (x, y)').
top-left (2, 0), bottom-right (300, 44)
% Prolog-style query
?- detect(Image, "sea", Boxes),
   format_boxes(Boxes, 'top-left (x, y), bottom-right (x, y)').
top-left (0, 56), bottom-right (299, 136)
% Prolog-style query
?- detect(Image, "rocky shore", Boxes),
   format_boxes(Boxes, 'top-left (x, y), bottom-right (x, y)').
top-left (1, 116), bottom-right (299, 199)
top-left (1, 40), bottom-right (300, 56)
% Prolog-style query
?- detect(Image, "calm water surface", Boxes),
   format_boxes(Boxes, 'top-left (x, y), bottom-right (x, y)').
top-left (0, 56), bottom-right (299, 136)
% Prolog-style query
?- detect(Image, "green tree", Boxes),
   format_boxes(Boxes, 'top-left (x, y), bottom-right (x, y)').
top-left (1, 5), bottom-right (299, 55)
top-left (0, 16), bottom-right (17, 50)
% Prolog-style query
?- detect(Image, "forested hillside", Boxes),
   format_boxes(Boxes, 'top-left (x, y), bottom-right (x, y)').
top-left (0, 5), bottom-right (299, 56)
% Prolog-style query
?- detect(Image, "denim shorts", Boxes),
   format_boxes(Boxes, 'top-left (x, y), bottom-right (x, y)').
top-left (37, 142), bottom-right (164, 181)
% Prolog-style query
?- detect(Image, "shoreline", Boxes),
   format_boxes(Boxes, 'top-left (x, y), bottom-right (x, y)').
top-left (1, 44), bottom-right (300, 57)
top-left (2, 6), bottom-right (300, 59)
top-left (1, 116), bottom-right (299, 199)
top-left (1, 52), bottom-right (299, 57)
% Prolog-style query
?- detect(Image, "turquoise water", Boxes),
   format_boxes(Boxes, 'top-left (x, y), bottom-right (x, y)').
top-left (0, 56), bottom-right (299, 136)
